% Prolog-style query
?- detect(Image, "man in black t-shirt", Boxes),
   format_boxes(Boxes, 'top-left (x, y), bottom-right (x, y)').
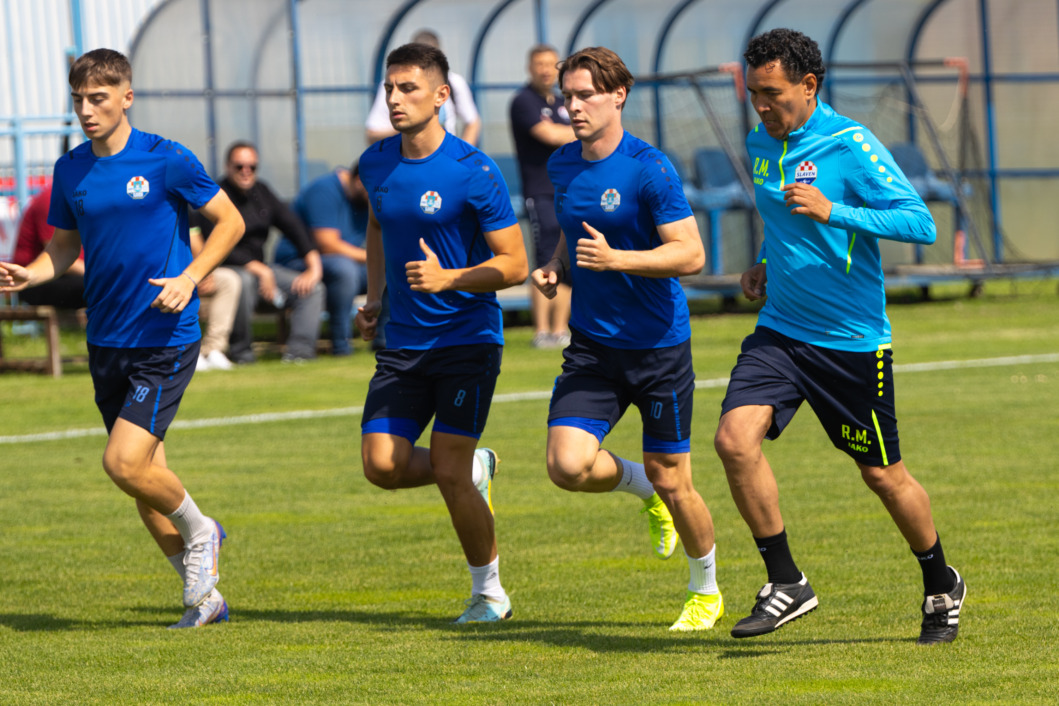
top-left (509, 45), bottom-right (574, 349)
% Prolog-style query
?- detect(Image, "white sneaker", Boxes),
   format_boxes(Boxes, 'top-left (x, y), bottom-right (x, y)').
top-left (196, 354), bottom-right (211, 372)
top-left (204, 349), bottom-right (234, 371)
top-left (183, 520), bottom-right (225, 607)
top-left (169, 589), bottom-right (229, 629)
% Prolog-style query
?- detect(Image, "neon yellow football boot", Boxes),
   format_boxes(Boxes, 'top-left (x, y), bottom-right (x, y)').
top-left (669, 590), bottom-right (724, 631)
top-left (641, 493), bottom-right (679, 559)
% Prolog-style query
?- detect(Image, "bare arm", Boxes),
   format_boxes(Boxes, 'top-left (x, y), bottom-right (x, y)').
top-left (740, 262), bottom-right (767, 301)
top-left (354, 206), bottom-right (386, 340)
top-left (185, 190), bottom-right (245, 283)
top-left (149, 189), bottom-right (244, 313)
top-left (530, 229), bottom-right (569, 299)
top-left (290, 249), bottom-right (323, 297)
top-left (314, 227), bottom-right (366, 263)
top-left (460, 118), bottom-right (482, 147)
top-left (0, 227), bottom-right (82, 291)
top-left (528, 120), bottom-right (575, 148)
top-left (405, 223), bottom-right (528, 294)
top-left (574, 215), bottom-right (705, 278)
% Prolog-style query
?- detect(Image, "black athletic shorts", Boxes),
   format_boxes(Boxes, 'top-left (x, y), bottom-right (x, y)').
top-left (88, 341), bottom-right (200, 440)
top-left (361, 344), bottom-right (502, 442)
top-left (721, 326), bottom-right (901, 466)
top-left (548, 328), bottom-right (694, 453)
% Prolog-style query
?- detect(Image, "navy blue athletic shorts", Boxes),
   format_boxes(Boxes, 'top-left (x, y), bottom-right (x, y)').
top-left (88, 341), bottom-right (200, 440)
top-left (547, 328), bottom-right (693, 454)
top-left (720, 326), bottom-right (901, 467)
top-left (361, 344), bottom-right (502, 442)
top-left (525, 194), bottom-right (561, 269)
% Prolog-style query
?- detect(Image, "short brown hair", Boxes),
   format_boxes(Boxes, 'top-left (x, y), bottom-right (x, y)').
top-left (69, 48), bottom-right (132, 90)
top-left (558, 47), bottom-right (634, 109)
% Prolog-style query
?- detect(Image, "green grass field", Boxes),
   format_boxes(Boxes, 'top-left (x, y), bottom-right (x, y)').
top-left (1, 280), bottom-right (1057, 704)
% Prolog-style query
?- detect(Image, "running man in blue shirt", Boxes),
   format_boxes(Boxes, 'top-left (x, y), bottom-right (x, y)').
top-left (714, 29), bottom-right (965, 644)
top-left (354, 43), bottom-right (528, 623)
top-left (531, 47), bottom-right (724, 631)
top-left (0, 49), bottom-right (244, 629)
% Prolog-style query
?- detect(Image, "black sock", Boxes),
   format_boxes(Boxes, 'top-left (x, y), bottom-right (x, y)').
top-left (912, 534), bottom-right (953, 595)
top-left (754, 528), bottom-right (802, 584)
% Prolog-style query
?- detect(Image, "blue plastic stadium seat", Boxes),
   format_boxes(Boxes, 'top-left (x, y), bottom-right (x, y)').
top-left (683, 147), bottom-right (754, 275)
top-left (888, 142), bottom-right (961, 203)
top-left (888, 142), bottom-right (973, 264)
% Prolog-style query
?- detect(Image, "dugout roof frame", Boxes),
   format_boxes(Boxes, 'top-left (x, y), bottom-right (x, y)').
top-left (4, 0), bottom-right (1058, 265)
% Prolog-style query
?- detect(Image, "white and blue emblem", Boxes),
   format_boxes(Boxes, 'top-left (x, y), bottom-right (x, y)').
top-left (126, 176), bottom-right (150, 200)
top-left (795, 161), bottom-right (817, 185)
top-left (419, 190), bottom-right (442, 215)
top-left (600, 188), bottom-right (621, 212)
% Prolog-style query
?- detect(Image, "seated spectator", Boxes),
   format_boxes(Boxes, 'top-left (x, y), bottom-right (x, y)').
top-left (275, 163), bottom-right (370, 356)
top-left (365, 29), bottom-right (480, 146)
top-left (191, 141), bottom-right (324, 364)
top-left (188, 227), bottom-right (241, 370)
top-left (13, 184), bottom-right (86, 311)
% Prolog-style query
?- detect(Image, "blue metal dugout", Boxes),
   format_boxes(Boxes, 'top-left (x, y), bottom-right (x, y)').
top-left (2, 0), bottom-right (1057, 274)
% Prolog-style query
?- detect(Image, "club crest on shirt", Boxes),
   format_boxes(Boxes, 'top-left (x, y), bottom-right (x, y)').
top-left (600, 188), bottom-right (621, 212)
top-left (795, 161), bottom-right (817, 185)
top-left (420, 190), bottom-right (442, 215)
top-left (126, 176), bottom-right (150, 200)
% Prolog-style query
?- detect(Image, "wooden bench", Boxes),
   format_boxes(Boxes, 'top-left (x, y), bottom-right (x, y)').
top-left (0, 304), bottom-right (62, 378)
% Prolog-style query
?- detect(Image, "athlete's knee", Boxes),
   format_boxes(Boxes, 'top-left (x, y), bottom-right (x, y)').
top-left (714, 423), bottom-right (757, 466)
top-left (859, 461), bottom-right (908, 497)
top-left (546, 445), bottom-right (593, 490)
top-left (361, 445), bottom-right (403, 489)
top-left (101, 444), bottom-right (150, 486)
top-left (643, 456), bottom-right (689, 495)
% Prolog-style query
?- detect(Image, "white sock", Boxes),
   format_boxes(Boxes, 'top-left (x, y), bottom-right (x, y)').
top-left (609, 455), bottom-right (655, 500)
top-left (687, 545), bottom-right (718, 595)
top-left (471, 452), bottom-right (483, 487)
top-left (468, 556), bottom-right (505, 601)
top-left (166, 492), bottom-right (212, 546)
top-left (167, 551), bottom-right (186, 581)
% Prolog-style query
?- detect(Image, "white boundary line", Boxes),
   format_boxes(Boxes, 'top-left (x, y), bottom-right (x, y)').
top-left (2, 352), bottom-right (1056, 446)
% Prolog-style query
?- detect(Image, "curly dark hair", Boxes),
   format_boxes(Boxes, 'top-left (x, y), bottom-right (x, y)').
top-left (744, 29), bottom-right (826, 94)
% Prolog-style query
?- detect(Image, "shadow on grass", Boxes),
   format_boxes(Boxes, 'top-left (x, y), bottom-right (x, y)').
top-left (0, 606), bottom-right (179, 631)
top-left (0, 613), bottom-right (82, 632)
top-left (0, 613), bottom-right (173, 631)
top-left (0, 608), bottom-right (913, 651)
top-left (169, 607), bottom-right (909, 652)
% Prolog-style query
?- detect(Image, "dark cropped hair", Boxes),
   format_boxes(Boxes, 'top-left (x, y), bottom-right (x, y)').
top-left (528, 43), bottom-right (559, 61)
top-left (225, 140), bottom-right (257, 164)
top-left (558, 46), bottom-right (634, 109)
top-left (744, 28), bottom-right (826, 94)
top-left (68, 48), bottom-right (132, 90)
top-left (386, 42), bottom-right (450, 87)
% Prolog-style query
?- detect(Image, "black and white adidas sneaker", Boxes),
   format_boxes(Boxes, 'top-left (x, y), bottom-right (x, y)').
top-left (917, 566), bottom-right (966, 645)
top-left (731, 573), bottom-right (818, 638)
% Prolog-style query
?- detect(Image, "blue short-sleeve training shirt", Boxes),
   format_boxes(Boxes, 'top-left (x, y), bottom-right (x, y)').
top-left (48, 128), bottom-right (219, 348)
top-left (358, 132), bottom-right (519, 350)
top-left (548, 130), bottom-right (694, 349)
